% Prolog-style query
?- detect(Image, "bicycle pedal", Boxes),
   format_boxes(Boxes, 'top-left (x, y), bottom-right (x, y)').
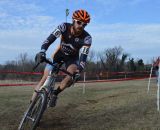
top-left (48, 95), bottom-right (57, 107)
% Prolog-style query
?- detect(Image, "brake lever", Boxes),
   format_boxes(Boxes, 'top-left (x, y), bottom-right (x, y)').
top-left (32, 57), bottom-right (47, 71)
top-left (32, 62), bottom-right (40, 71)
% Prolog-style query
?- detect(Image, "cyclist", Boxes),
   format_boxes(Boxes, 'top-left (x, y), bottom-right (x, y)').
top-left (31, 9), bottom-right (92, 107)
top-left (154, 58), bottom-right (160, 83)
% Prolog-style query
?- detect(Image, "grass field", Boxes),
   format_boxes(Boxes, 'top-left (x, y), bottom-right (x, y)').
top-left (0, 79), bottom-right (160, 130)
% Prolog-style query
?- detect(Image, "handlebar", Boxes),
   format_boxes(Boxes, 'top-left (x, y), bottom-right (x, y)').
top-left (45, 58), bottom-right (73, 77)
top-left (33, 58), bottom-right (74, 78)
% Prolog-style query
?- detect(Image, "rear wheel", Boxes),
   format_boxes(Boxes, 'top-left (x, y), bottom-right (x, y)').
top-left (18, 90), bottom-right (47, 130)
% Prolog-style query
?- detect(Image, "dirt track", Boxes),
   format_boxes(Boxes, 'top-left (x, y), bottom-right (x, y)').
top-left (1, 79), bottom-right (160, 130)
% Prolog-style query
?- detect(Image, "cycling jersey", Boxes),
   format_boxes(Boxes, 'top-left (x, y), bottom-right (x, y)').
top-left (41, 22), bottom-right (92, 71)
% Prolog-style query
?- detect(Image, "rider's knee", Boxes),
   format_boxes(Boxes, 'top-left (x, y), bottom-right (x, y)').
top-left (45, 63), bottom-right (53, 72)
top-left (67, 64), bottom-right (78, 74)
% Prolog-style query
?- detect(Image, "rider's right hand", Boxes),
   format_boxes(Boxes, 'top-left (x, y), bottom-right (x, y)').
top-left (73, 72), bottom-right (81, 82)
top-left (35, 51), bottom-right (46, 63)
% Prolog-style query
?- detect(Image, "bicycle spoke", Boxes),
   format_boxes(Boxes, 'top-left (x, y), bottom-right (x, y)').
top-left (26, 115), bottom-right (35, 122)
top-left (18, 90), bottom-right (47, 130)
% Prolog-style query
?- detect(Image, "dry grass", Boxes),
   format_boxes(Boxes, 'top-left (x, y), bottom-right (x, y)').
top-left (0, 79), bottom-right (160, 130)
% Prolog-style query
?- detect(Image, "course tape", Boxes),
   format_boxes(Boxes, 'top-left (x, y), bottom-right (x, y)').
top-left (0, 76), bottom-right (153, 87)
top-left (0, 70), bottom-right (152, 75)
top-left (0, 71), bottom-right (42, 75)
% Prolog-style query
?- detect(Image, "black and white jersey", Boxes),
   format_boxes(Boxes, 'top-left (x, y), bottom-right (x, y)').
top-left (41, 23), bottom-right (92, 57)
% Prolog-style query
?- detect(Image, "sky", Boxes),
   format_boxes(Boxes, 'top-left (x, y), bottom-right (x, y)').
top-left (0, 0), bottom-right (160, 64)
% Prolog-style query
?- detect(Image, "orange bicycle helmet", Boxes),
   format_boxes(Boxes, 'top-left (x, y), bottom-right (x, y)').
top-left (72, 9), bottom-right (90, 23)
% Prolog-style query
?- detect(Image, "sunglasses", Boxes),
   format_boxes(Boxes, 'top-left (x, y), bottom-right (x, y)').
top-left (74, 19), bottom-right (87, 27)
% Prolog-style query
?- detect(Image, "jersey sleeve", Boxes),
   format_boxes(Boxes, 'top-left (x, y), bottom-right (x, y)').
top-left (84, 35), bottom-right (92, 46)
top-left (41, 23), bottom-right (67, 51)
top-left (78, 35), bottom-right (92, 72)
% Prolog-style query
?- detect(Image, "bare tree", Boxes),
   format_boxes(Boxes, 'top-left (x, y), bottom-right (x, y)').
top-left (19, 53), bottom-right (28, 65)
top-left (97, 51), bottom-right (108, 71)
top-left (18, 53), bottom-right (28, 71)
top-left (96, 46), bottom-right (125, 71)
top-left (105, 46), bottom-right (123, 71)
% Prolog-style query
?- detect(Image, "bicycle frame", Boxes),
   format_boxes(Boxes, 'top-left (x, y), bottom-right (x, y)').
top-left (18, 58), bottom-right (75, 130)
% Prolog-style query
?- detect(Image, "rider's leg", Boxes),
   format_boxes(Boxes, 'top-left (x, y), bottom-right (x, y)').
top-left (53, 64), bottom-right (78, 95)
top-left (31, 64), bottom-right (53, 102)
top-left (49, 64), bottom-right (78, 107)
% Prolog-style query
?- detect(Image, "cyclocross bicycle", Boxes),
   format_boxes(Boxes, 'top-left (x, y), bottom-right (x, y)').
top-left (18, 58), bottom-right (77, 130)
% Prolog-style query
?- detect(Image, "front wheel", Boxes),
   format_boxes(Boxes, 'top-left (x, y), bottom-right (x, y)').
top-left (18, 90), bottom-right (47, 130)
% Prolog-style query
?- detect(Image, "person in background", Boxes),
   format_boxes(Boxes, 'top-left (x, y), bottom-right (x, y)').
top-left (154, 57), bottom-right (160, 83)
